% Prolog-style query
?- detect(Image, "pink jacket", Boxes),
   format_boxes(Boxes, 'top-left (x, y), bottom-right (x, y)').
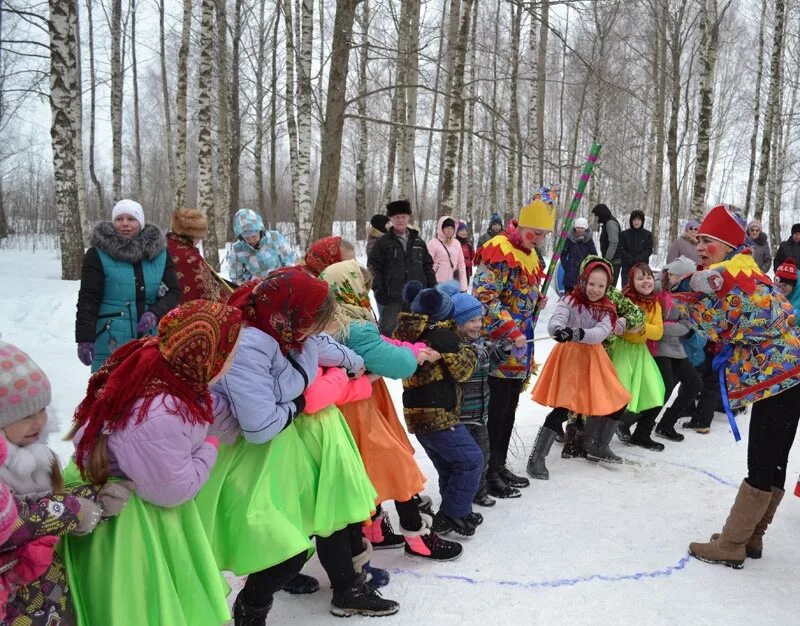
top-left (427, 215), bottom-right (468, 291)
top-left (303, 367), bottom-right (373, 414)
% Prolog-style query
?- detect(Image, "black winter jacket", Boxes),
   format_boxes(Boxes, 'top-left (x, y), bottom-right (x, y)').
top-left (773, 238), bottom-right (800, 272)
top-left (368, 227), bottom-right (436, 305)
top-left (620, 211), bottom-right (653, 268)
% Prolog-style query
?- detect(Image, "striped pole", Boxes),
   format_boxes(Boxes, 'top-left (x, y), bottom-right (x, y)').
top-left (532, 143), bottom-right (602, 328)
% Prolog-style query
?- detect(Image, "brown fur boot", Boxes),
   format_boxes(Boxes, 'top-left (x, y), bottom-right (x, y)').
top-left (710, 487), bottom-right (785, 559)
top-left (690, 480), bottom-right (772, 569)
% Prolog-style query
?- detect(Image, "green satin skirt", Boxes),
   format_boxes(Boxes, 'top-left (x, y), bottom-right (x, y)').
top-left (610, 341), bottom-right (666, 414)
top-left (59, 462), bottom-right (231, 626)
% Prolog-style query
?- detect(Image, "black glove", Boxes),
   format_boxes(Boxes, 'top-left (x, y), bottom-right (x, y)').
top-left (552, 327), bottom-right (572, 343)
top-left (292, 395), bottom-right (306, 415)
top-left (425, 328), bottom-right (460, 353)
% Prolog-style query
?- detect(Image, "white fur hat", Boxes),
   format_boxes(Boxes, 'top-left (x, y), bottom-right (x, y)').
top-left (112, 199), bottom-right (145, 230)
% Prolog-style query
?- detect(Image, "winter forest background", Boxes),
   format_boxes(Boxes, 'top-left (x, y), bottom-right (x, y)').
top-left (1, 0), bottom-right (800, 279)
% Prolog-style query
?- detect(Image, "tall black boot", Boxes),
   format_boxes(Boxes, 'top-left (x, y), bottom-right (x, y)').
top-left (233, 594), bottom-right (272, 626)
top-left (630, 409), bottom-right (665, 451)
top-left (526, 427), bottom-right (557, 480)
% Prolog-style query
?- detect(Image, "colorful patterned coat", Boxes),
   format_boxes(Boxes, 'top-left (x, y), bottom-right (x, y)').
top-left (673, 251), bottom-right (800, 409)
top-left (167, 233), bottom-right (231, 304)
top-left (471, 232), bottom-right (542, 379)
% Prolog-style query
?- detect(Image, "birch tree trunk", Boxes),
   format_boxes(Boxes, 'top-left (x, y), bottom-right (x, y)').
top-left (110, 0), bottom-right (123, 201)
top-left (439, 0), bottom-right (473, 216)
top-left (254, 0), bottom-right (267, 220)
top-left (269, 1), bottom-right (280, 223)
top-left (754, 0), bottom-right (785, 222)
top-left (130, 0), bottom-right (143, 198)
top-left (770, 56), bottom-right (796, 249)
top-left (295, 0), bottom-right (314, 249)
top-left (71, 0), bottom-right (89, 237)
top-left (158, 0), bottom-right (175, 199)
top-left (505, 3), bottom-right (521, 211)
top-left (311, 0), bottom-right (359, 240)
top-left (397, 0), bottom-right (421, 205)
top-left (437, 0), bottom-right (462, 207)
top-left (228, 0), bottom-right (243, 240)
top-left (198, 0), bottom-right (220, 269)
top-left (283, 0), bottom-right (302, 242)
top-left (216, 0), bottom-right (231, 244)
top-left (745, 0), bottom-right (767, 214)
top-left (535, 0), bottom-right (550, 183)
top-left (489, 0), bottom-right (500, 214)
top-left (667, 2), bottom-right (687, 235)
top-left (354, 0), bottom-right (369, 241)
top-left (420, 2), bottom-right (448, 212)
top-left (49, 0), bottom-right (85, 278)
top-left (464, 0), bottom-right (478, 225)
top-left (85, 0), bottom-right (104, 214)
top-left (173, 0), bottom-right (192, 211)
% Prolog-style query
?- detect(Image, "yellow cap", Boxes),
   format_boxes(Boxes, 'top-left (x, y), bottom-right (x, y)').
top-left (518, 198), bottom-right (555, 231)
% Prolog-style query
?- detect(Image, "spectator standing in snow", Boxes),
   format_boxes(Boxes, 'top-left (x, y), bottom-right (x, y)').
top-left (773, 223), bottom-right (800, 272)
top-left (366, 214), bottom-right (390, 259)
top-left (427, 216), bottom-right (468, 292)
top-left (477, 213), bottom-right (504, 249)
top-left (619, 210), bottom-right (654, 287)
top-left (591, 203), bottom-right (623, 286)
top-left (456, 221), bottom-right (475, 282)
top-left (745, 221), bottom-right (772, 274)
top-left (560, 217), bottom-right (597, 293)
top-left (75, 199), bottom-right (180, 372)
top-left (666, 220), bottom-right (701, 265)
top-left (227, 208), bottom-right (297, 285)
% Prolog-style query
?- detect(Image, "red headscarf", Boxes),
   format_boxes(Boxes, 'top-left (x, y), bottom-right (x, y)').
top-left (73, 300), bottom-right (243, 475)
top-left (569, 259), bottom-right (618, 324)
top-left (228, 266), bottom-right (330, 355)
top-left (622, 263), bottom-right (659, 311)
top-left (305, 236), bottom-right (342, 276)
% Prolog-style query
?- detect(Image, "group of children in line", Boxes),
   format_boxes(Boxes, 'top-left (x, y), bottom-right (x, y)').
top-left (4, 199), bottom-right (800, 625)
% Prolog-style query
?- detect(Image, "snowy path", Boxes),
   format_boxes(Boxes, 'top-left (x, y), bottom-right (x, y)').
top-left (1, 247), bottom-right (797, 625)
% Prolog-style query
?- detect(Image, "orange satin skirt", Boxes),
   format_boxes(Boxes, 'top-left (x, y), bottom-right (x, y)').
top-left (531, 342), bottom-right (631, 416)
top-left (340, 378), bottom-right (426, 503)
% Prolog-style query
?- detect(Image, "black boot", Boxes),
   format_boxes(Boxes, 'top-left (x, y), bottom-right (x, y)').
top-left (486, 472), bottom-right (521, 498)
top-left (616, 411), bottom-right (637, 443)
top-left (554, 421), bottom-right (565, 444)
top-left (630, 411), bottom-right (665, 451)
top-left (655, 415), bottom-right (685, 442)
top-left (527, 426), bottom-right (557, 480)
top-left (498, 467), bottom-right (530, 488)
top-left (329, 572), bottom-right (400, 617)
top-left (583, 417), bottom-right (603, 461)
top-left (432, 511), bottom-right (476, 537)
top-left (280, 572), bottom-right (320, 595)
top-left (466, 511), bottom-right (483, 526)
top-left (473, 489), bottom-right (496, 507)
top-left (561, 418), bottom-right (585, 459)
top-left (233, 594), bottom-right (272, 626)
top-left (586, 417), bottom-right (623, 464)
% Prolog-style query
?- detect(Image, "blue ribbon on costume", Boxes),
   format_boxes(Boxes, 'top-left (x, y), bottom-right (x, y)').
top-left (711, 344), bottom-right (741, 442)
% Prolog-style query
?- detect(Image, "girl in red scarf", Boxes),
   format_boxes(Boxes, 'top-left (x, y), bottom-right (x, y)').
top-left (62, 300), bottom-right (243, 626)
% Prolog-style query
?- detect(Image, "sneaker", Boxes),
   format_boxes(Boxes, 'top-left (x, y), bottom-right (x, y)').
top-left (432, 512), bottom-right (475, 537)
top-left (486, 473), bottom-right (521, 499)
top-left (329, 572), bottom-right (400, 617)
top-left (280, 572), bottom-right (320, 595)
top-left (499, 467), bottom-right (530, 488)
top-left (629, 435), bottom-right (665, 451)
top-left (473, 491), bottom-right (496, 507)
top-left (363, 512), bottom-right (405, 550)
top-left (404, 531), bottom-right (463, 561)
top-left (655, 423), bottom-right (685, 442)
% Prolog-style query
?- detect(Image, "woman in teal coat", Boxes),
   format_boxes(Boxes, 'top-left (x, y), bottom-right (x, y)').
top-left (75, 200), bottom-right (180, 371)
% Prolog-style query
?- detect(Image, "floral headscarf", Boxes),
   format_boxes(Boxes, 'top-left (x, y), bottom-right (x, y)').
top-left (319, 260), bottom-right (375, 328)
top-left (228, 267), bottom-right (331, 354)
top-left (305, 236), bottom-right (342, 276)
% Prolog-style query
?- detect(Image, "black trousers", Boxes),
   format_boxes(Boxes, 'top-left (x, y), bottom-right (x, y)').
top-left (693, 355), bottom-right (722, 428)
top-left (241, 552), bottom-right (307, 607)
top-left (487, 376), bottom-right (525, 473)
top-left (747, 384), bottom-right (800, 491)
top-left (378, 301), bottom-right (404, 336)
top-left (395, 498), bottom-right (422, 531)
top-left (315, 524), bottom-right (365, 591)
top-left (655, 356), bottom-right (702, 425)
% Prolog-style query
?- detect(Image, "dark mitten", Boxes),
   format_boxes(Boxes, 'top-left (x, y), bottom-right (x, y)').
top-left (424, 328), bottom-right (460, 353)
top-left (77, 342), bottom-right (95, 366)
top-left (292, 395), bottom-right (307, 415)
top-left (572, 328), bottom-right (586, 342)
top-left (552, 327), bottom-right (573, 343)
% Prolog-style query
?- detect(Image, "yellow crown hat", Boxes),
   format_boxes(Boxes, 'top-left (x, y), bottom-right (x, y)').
top-left (518, 198), bottom-right (556, 231)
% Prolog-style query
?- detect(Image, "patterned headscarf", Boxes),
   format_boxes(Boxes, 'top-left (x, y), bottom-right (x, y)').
top-left (228, 267), bottom-right (331, 354)
top-left (73, 300), bottom-right (243, 475)
top-left (568, 256), bottom-right (618, 324)
top-left (319, 260), bottom-right (375, 327)
top-left (622, 263), bottom-right (659, 311)
top-left (305, 236), bottom-right (342, 276)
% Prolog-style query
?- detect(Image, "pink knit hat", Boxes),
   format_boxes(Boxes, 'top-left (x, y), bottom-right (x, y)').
top-left (0, 341), bottom-right (51, 429)
top-left (0, 437), bottom-right (18, 544)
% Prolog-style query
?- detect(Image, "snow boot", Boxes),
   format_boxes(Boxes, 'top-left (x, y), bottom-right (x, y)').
top-left (403, 514), bottom-right (463, 561)
top-left (352, 539), bottom-right (390, 588)
top-left (554, 421), bottom-right (566, 444)
top-left (499, 467), bottom-right (530, 488)
top-left (526, 426), bottom-right (557, 480)
top-left (616, 411), bottom-right (637, 443)
top-left (586, 417), bottom-right (623, 464)
top-left (583, 417), bottom-right (603, 461)
top-left (233, 594), bottom-right (272, 626)
top-left (655, 418), bottom-right (685, 442)
top-left (413, 494), bottom-right (434, 518)
top-left (363, 508), bottom-right (405, 550)
top-left (466, 511), bottom-right (483, 526)
top-left (329, 572), bottom-right (400, 617)
top-left (473, 490), bottom-right (496, 507)
top-left (486, 472), bottom-right (521, 499)
top-left (683, 419), bottom-right (710, 434)
top-left (630, 411), bottom-right (665, 451)
top-left (689, 480), bottom-right (772, 569)
top-left (561, 418), bottom-right (585, 459)
top-left (280, 572), bottom-right (320, 595)
top-left (711, 487), bottom-right (785, 559)
top-left (432, 511), bottom-right (476, 537)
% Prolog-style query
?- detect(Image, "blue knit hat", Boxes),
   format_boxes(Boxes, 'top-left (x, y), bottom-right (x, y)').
top-left (452, 293), bottom-right (483, 326)
top-left (403, 281), bottom-right (454, 322)
top-left (489, 213), bottom-right (503, 227)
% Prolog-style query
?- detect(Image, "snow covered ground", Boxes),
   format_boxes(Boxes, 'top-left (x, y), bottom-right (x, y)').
top-left (1, 245), bottom-right (798, 626)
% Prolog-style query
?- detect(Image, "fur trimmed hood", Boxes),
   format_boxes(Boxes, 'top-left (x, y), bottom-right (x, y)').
top-left (0, 412), bottom-right (61, 500)
top-left (91, 221), bottom-right (166, 263)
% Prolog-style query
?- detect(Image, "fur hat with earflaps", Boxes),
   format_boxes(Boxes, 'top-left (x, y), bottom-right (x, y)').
top-left (171, 208), bottom-right (209, 240)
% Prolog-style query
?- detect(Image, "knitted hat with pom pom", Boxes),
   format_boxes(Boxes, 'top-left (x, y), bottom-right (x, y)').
top-left (403, 281), bottom-right (455, 322)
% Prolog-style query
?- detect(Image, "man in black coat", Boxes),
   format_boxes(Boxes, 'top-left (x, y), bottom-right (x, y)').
top-left (619, 209), bottom-right (654, 287)
top-left (368, 199), bottom-right (436, 335)
top-left (773, 223), bottom-right (800, 272)
top-left (591, 203), bottom-right (623, 286)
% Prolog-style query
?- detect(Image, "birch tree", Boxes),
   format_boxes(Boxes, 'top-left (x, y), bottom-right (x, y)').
top-left (157, 0), bottom-right (175, 200)
top-left (354, 0), bottom-right (369, 241)
top-left (173, 0), bottom-right (192, 211)
top-left (397, 0), bottom-right (421, 204)
top-left (295, 0), bottom-right (314, 249)
top-left (216, 0), bottom-right (231, 243)
top-left (130, 0), bottom-right (143, 197)
top-left (110, 0), bottom-right (123, 200)
top-left (198, 0), bottom-right (220, 268)
top-left (745, 0), bottom-right (767, 213)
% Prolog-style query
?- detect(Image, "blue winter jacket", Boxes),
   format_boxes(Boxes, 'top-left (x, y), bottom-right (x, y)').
top-left (227, 209), bottom-right (298, 284)
top-left (561, 230), bottom-right (598, 292)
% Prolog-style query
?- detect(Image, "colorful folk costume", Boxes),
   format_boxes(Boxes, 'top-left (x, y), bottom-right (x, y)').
top-left (672, 204), bottom-right (800, 569)
top-left (471, 198), bottom-right (553, 498)
top-left (528, 257), bottom-right (632, 477)
top-left (62, 300), bottom-right (244, 626)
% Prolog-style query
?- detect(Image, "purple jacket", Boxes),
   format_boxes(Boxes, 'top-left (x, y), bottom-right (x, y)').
top-left (547, 296), bottom-right (618, 344)
top-left (74, 394), bottom-right (217, 508)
